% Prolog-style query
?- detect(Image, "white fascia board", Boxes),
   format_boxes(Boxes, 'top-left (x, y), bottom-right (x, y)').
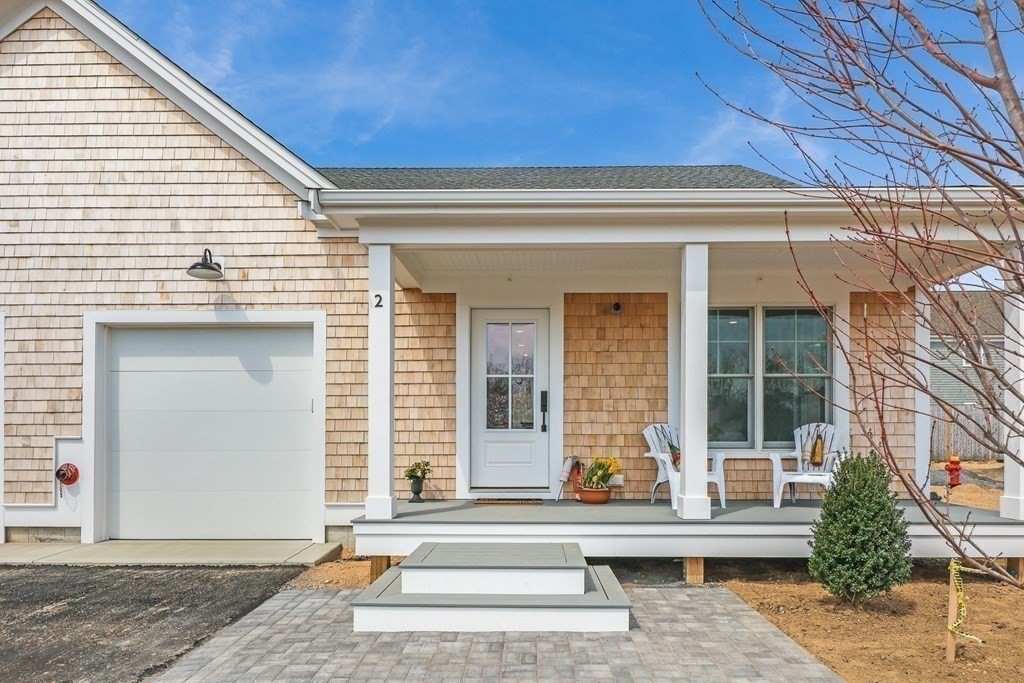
top-left (320, 187), bottom-right (1005, 243)
top-left (318, 186), bottom-right (1004, 211)
top-left (354, 223), bottom-right (974, 247)
top-left (7, 0), bottom-right (334, 198)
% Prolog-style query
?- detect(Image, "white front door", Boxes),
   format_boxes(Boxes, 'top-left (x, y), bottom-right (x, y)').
top-left (470, 309), bottom-right (550, 489)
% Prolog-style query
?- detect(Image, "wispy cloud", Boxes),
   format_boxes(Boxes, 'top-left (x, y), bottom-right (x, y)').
top-left (197, 1), bottom-right (466, 155)
top-left (159, 0), bottom-right (273, 89)
top-left (683, 81), bottom-right (833, 175)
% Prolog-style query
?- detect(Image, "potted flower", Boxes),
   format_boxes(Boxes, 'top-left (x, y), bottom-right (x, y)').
top-left (577, 456), bottom-right (621, 504)
top-left (404, 460), bottom-right (431, 503)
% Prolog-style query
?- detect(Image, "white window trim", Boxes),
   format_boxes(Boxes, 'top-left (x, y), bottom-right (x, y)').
top-left (80, 310), bottom-right (328, 544)
top-left (710, 303), bottom-right (842, 453)
top-left (707, 307), bottom-right (756, 449)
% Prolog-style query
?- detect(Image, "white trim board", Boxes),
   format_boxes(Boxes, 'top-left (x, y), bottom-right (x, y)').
top-left (353, 605), bottom-right (629, 633)
top-left (0, 311), bottom-right (4, 542)
top-left (353, 520), bottom-right (1024, 559)
top-left (1, 439), bottom-right (84, 536)
top-left (325, 504), bottom-right (366, 527)
top-left (455, 295), bottom-right (565, 500)
top-left (80, 310), bottom-right (328, 544)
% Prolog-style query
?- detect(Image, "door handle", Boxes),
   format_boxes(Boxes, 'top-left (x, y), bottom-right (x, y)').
top-left (540, 390), bottom-right (548, 433)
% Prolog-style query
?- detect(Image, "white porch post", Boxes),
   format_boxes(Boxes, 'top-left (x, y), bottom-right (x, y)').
top-left (914, 287), bottom-right (932, 494)
top-left (365, 244), bottom-right (397, 520)
top-left (1002, 294), bottom-right (1024, 520)
top-left (678, 244), bottom-right (711, 519)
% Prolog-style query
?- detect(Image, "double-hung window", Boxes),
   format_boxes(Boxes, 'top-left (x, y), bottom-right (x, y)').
top-left (707, 309), bottom-right (754, 447)
top-left (708, 306), bottom-right (832, 449)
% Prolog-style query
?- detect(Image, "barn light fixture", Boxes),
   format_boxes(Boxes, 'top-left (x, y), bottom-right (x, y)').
top-left (186, 249), bottom-right (224, 280)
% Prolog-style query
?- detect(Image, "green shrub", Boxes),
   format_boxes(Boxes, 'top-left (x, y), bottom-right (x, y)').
top-left (808, 451), bottom-right (912, 605)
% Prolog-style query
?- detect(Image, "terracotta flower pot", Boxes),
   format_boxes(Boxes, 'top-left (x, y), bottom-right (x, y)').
top-left (577, 486), bottom-right (611, 504)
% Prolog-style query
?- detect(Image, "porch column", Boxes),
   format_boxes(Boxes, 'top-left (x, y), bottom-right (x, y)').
top-left (1002, 294), bottom-right (1024, 520)
top-left (678, 244), bottom-right (712, 519)
top-left (913, 286), bottom-right (932, 494)
top-left (365, 244), bottom-right (397, 520)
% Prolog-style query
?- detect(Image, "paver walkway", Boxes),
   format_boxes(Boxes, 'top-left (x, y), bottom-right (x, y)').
top-left (161, 585), bottom-right (839, 682)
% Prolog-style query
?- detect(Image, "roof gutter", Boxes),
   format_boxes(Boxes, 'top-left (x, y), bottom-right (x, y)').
top-left (315, 186), bottom-right (1002, 232)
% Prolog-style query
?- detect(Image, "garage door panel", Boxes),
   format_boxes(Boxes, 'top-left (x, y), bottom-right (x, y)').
top-left (109, 492), bottom-right (312, 540)
top-left (111, 370), bottom-right (313, 413)
top-left (109, 450), bottom-right (313, 493)
top-left (110, 327), bottom-right (313, 373)
top-left (111, 410), bottom-right (314, 453)
top-left (106, 326), bottom-right (316, 540)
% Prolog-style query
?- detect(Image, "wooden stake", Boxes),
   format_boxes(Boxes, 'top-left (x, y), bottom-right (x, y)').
top-left (946, 568), bottom-right (957, 663)
top-left (370, 555), bottom-right (391, 582)
top-left (684, 557), bottom-right (704, 584)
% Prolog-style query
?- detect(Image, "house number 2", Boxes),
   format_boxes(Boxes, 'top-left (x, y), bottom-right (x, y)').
top-left (373, 294), bottom-right (383, 308)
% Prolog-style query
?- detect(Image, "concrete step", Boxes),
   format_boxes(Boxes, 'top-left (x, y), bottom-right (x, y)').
top-left (352, 565), bottom-right (631, 632)
top-left (399, 542), bottom-right (587, 595)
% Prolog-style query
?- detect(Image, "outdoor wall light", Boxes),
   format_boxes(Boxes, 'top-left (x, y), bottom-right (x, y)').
top-left (186, 249), bottom-right (224, 280)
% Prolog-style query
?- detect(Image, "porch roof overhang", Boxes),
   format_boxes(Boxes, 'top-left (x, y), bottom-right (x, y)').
top-left (314, 186), bottom-right (1002, 246)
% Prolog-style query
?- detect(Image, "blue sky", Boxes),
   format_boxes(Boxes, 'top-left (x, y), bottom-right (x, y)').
top-left (98, 0), bottom-right (809, 173)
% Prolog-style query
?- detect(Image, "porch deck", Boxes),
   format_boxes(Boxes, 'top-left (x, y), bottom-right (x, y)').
top-left (353, 499), bottom-right (1024, 559)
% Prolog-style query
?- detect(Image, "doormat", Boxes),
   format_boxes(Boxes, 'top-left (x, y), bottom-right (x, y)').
top-left (473, 498), bottom-right (543, 505)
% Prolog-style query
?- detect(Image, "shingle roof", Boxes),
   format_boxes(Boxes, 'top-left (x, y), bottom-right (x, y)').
top-left (316, 165), bottom-right (796, 190)
top-left (931, 291), bottom-right (1003, 337)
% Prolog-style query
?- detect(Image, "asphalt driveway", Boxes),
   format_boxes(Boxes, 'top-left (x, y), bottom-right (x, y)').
top-left (0, 565), bottom-right (302, 682)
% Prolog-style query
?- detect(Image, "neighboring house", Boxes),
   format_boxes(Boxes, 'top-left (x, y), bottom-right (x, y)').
top-left (930, 291), bottom-right (1006, 460)
top-left (0, 1), bottom-right (1022, 564)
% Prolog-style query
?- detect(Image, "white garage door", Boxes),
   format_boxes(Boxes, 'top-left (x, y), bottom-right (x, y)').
top-left (107, 326), bottom-right (315, 539)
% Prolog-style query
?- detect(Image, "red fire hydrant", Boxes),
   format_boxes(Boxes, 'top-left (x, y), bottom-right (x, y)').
top-left (945, 456), bottom-right (962, 488)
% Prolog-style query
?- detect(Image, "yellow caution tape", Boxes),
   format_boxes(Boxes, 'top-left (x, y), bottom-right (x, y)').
top-left (948, 559), bottom-right (985, 645)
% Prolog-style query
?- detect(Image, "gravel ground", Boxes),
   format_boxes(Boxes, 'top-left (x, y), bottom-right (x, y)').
top-left (0, 565), bottom-right (301, 683)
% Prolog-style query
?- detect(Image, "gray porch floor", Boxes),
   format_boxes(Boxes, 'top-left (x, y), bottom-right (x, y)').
top-left (356, 498), bottom-right (1014, 525)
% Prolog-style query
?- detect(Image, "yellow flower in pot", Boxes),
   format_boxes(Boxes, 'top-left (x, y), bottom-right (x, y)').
top-left (578, 456), bottom-right (621, 504)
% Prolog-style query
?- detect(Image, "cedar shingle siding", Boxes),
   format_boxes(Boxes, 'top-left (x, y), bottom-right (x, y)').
top-left (563, 293), bottom-right (669, 499)
top-left (0, 9), bottom-right (369, 503)
top-left (849, 291), bottom-right (917, 494)
top-left (1, 10), bottom-right (920, 507)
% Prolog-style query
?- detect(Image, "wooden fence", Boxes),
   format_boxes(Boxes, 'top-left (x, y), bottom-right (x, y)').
top-left (931, 405), bottom-right (1004, 462)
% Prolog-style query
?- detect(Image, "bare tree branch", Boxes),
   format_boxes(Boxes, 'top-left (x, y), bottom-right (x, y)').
top-left (702, 0), bottom-right (1024, 587)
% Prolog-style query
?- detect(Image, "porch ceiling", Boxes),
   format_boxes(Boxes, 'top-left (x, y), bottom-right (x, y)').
top-left (400, 248), bottom-right (680, 275)
top-left (392, 242), bottom-right (986, 292)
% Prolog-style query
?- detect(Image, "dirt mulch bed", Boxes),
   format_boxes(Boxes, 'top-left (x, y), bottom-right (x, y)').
top-left (937, 482), bottom-right (1000, 510)
top-left (717, 559), bottom-right (1024, 683)
top-left (604, 557), bottom-right (1024, 682)
top-left (930, 460), bottom-right (1003, 510)
top-left (285, 547), bottom-right (399, 591)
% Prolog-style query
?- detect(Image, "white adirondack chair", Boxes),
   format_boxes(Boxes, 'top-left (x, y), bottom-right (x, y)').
top-left (643, 423), bottom-right (726, 510)
top-left (768, 423), bottom-right (842, 508)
